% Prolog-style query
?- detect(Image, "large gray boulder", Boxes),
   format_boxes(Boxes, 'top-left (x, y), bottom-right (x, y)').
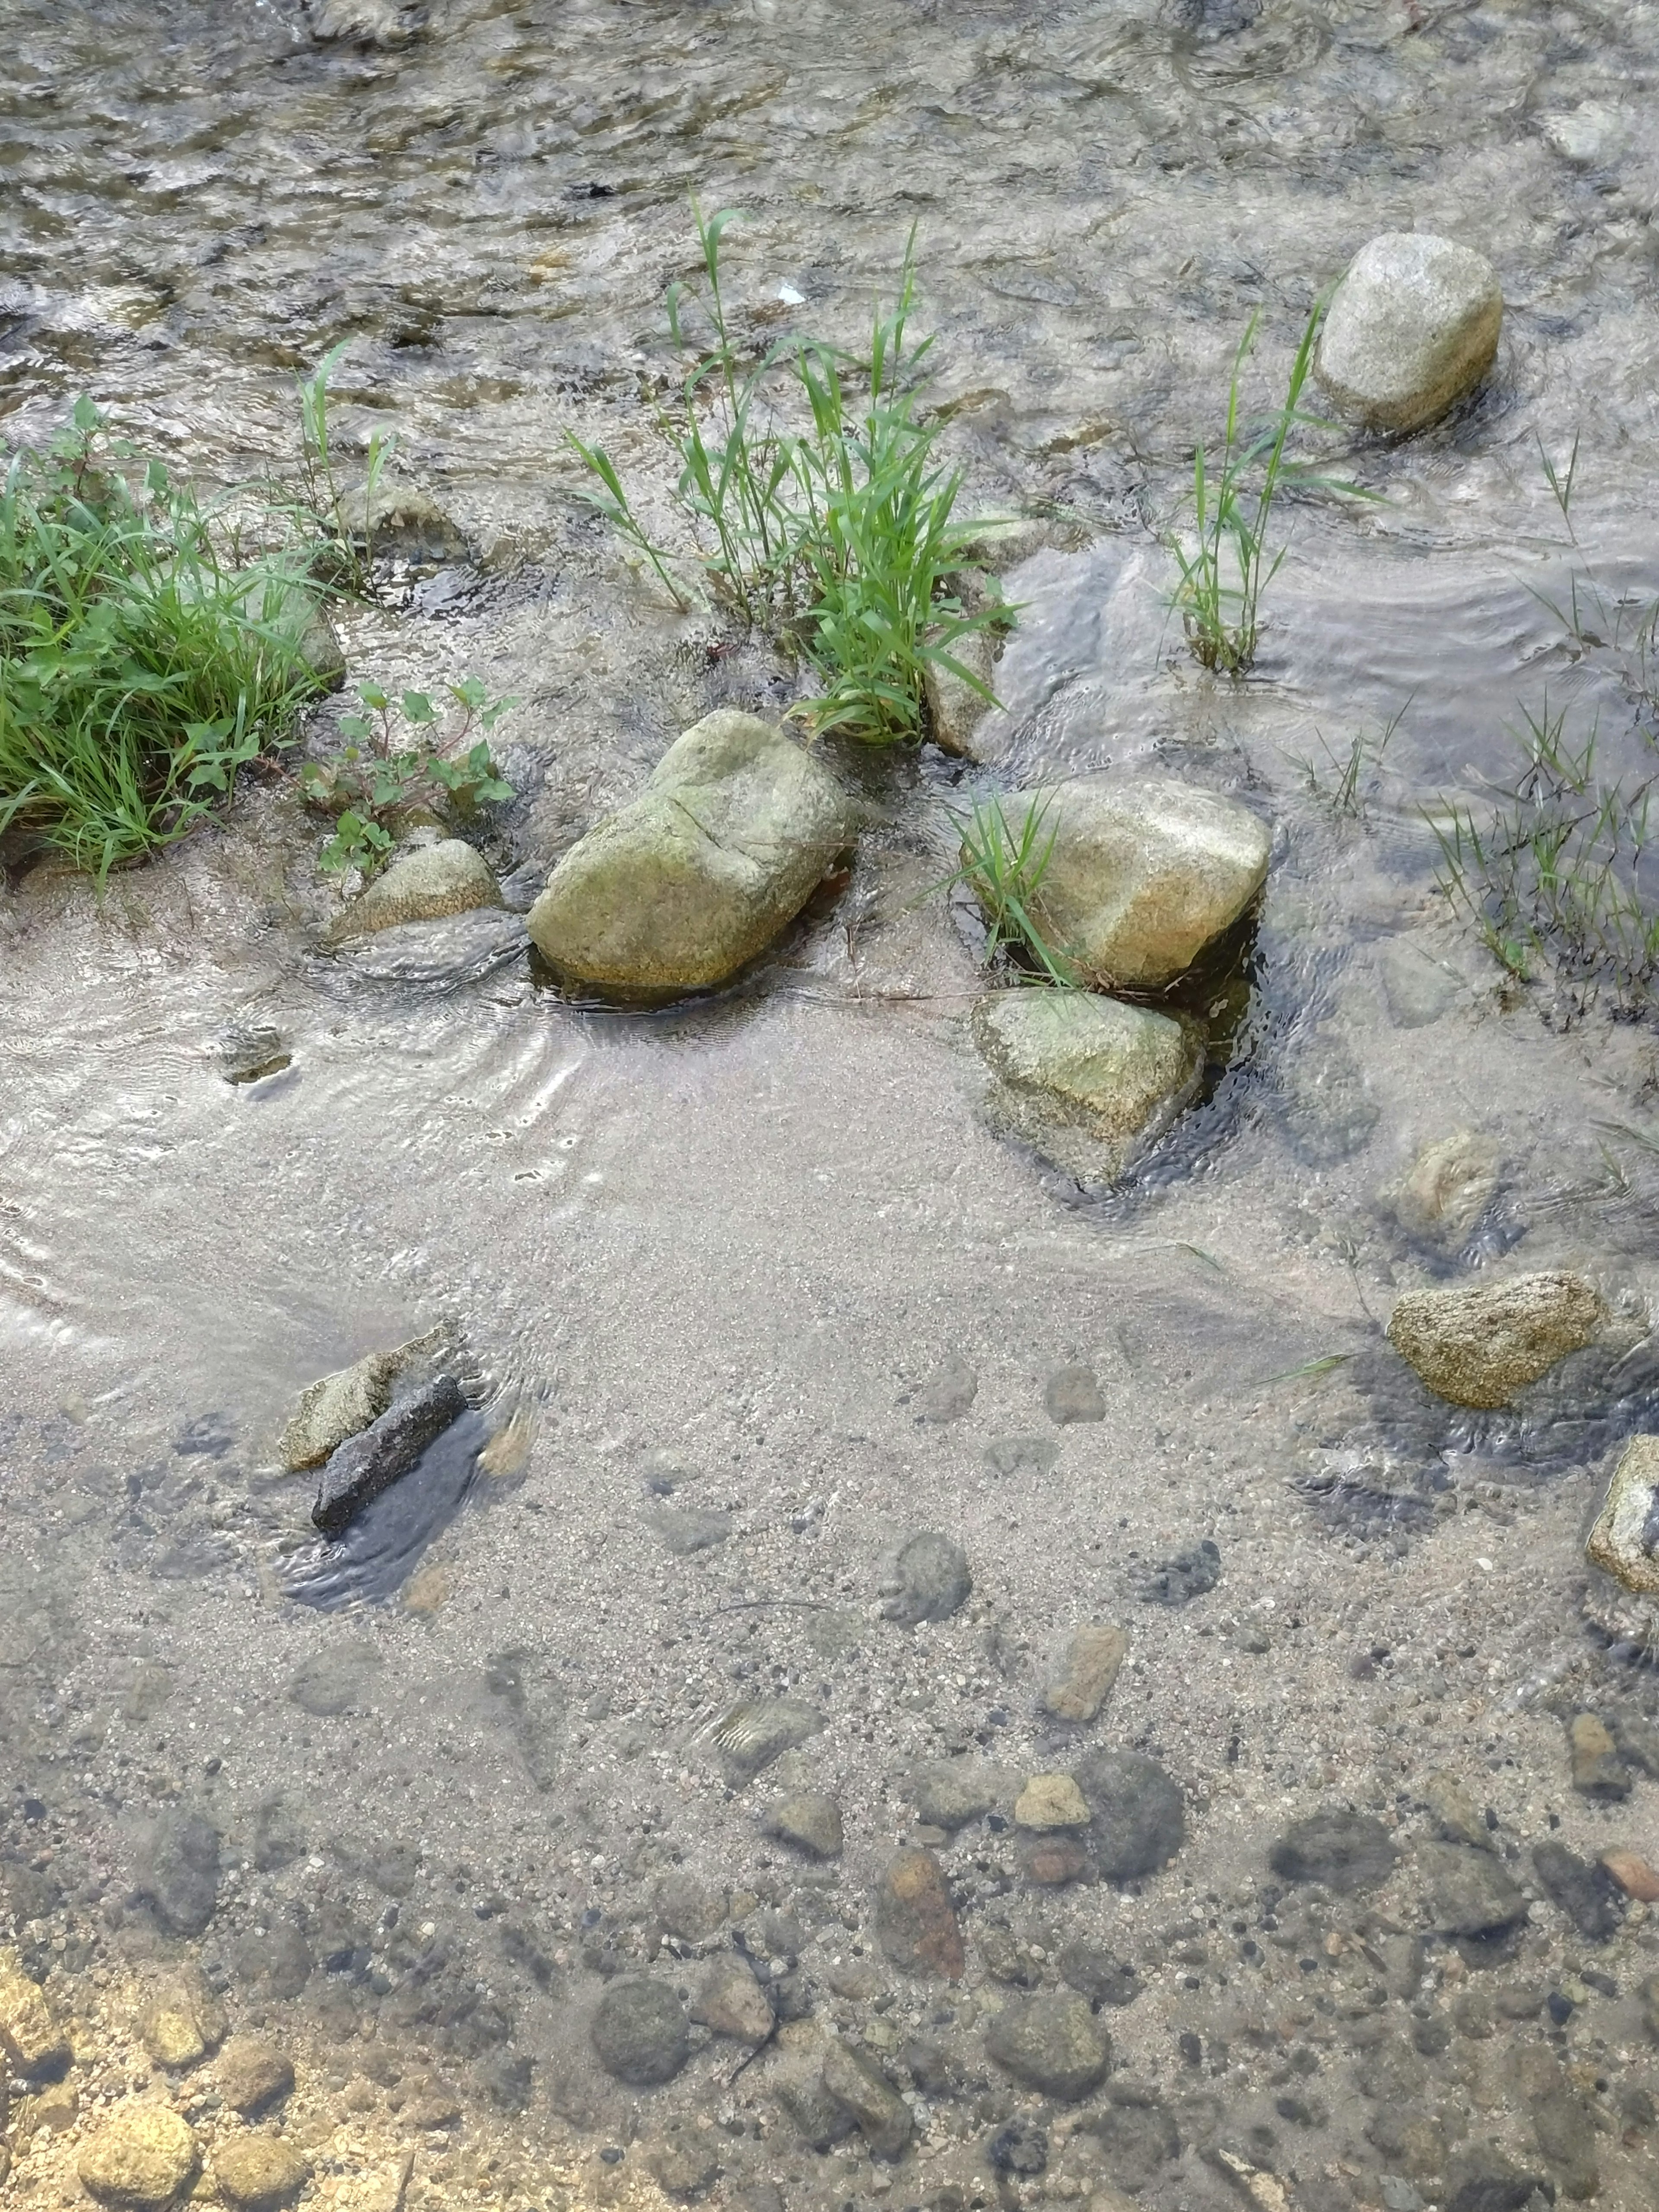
top-left (1011, 777), bottom-right (1269, 991)
top-left (1315, 233), bottom-right (1502, 435)
top-left (1386, 1269), bottom-right (1604, 1408)
top-left (973, 990), bottom-right (1204, 1178)
top-left (527, 712), bottom-right (854, 996)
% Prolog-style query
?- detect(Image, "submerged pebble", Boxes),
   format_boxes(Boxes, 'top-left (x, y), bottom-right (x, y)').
top-left (1386, 1270), bottom-right (1606, 1408)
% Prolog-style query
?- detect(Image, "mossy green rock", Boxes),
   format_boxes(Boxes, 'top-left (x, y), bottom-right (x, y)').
top-left (973, 990), bottom-right (1203, 1177)
top-left (526, 712), bottom-right (854, 996)
top-left (327, 839), bottom-right (501, 944)
top-left (1016, 776), bottom-right (1270, 990)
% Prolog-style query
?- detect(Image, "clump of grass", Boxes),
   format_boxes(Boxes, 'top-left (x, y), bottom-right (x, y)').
top-left (569, 207), bottom-right (1001, 744)
top-left (1168, 303), bottom-right (1373, 675)
top-left (290, 341), bottom-right (395, 598)
top-left (1285, 697), bottom-right (1409, 825)
top-left (1429, 700), bottom-right (1659, 1021)
top-left (302, 675), bottom-right (515, 877)
top-left (938, 791), bottom-right (1079, 986)
top-left (0, 399), bottom-right (329, 879)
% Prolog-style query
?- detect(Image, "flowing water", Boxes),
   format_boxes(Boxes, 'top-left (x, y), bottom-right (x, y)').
top-left (5, 3), bottom-right (1659, 2210)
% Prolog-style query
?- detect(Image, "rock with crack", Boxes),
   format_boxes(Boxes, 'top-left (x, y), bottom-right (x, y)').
top-left (526, 712), bottom-right (855, 996)
top-left (312, 1374), bottom-right (468, 1535)
top-left (1385, 1270), bottom-right (1605, 1409)
top-left (990, 775), bottom-right (1269, 989)
top-left (973, 989), bottom-right (1205, 1181)
top-left (1314, 232), bottom-right (1503, 434)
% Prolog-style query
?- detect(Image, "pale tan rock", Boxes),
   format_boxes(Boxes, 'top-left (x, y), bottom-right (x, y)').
top-left (213, 2133), bottom-right (309, 2211)
top-left (973, 991), bottom-right (1204, 1180)
top-left (923, 629), bottom-right (997, 759)
top-left (327, 839), bottom-right (501, 944)
top-left (32, 2079), bottom-right (79, 2133)
top-left (690, 1955), bottom-right (775, 2044)
top-left (1567, 1712), bottom-right (1630, 1800)
top-left (1014, 775), bottom-right (1271, 990)
top-left (1386, 1270), bottom-right (1604, 1408)
top-left (1385, 1128), bottom-right (1501, 1246)
top-left (1315, 232), bottom-right (1503, 434)
top-left (78, 2105), bottom-right (200, 2208)
top-left (141, 1966), bottom-right (226, 2071)
top-left (1014, 1772), bottom-right (1091, 1831)
top-left (1587, 1435), bottom-right (1659, 1598)
top-left (1041, 1624), bottom-right (1128, 1723)
top-left (1421, 1769), bottom-right (1491, 1852)
top-left (0, 1951), bottom-right (69, 2077)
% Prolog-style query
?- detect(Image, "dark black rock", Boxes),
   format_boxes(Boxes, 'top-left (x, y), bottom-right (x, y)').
top-left (1268, 1809), bottom-right (1397, 1896)
top-left (138, 1807), bottom-right (221, 1935)
top-left (312, 1374), bottom-right (467, 1536)
top-left (591, 1977), bottom-right (689, 2086)
top-left (881, 1532), bottom-right (972, 1626)
top-left (1443, 2145), bottom-right (1551, 2212)
top-left (1058, 1939), bottom-right (1141, 2008)
top-left (988, 2120), bottom-right (1048, 2175)
top-left (1137, 1538), bottom-right (1221, 1605)
top-left (1532, 1841), bottom-right (1622, 1943)
top-left (1074, 1750), bottom-right (1185, 1880)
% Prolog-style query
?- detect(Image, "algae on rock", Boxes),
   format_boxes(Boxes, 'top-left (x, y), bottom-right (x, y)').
top-left (973, 990), bottom-right (1204, 1182)
top-left (1386, 1269), bottom-right (1604, 1408)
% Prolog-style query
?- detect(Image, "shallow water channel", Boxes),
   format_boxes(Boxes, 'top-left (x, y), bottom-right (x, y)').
top-left (5, 3), bottom-right (1659, 2211)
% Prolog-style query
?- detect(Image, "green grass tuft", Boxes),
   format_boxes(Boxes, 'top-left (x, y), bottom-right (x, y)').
top-left (940, 790), bottom-right (1080, 986)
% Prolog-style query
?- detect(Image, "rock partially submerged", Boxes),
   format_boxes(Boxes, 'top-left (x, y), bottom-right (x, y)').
top-left (973, 990), bottom-right (1204, 1180)
top-left (1008, 776), bottom-right (1270, 991)
top-left (311, 1374), bottom-right (467, 1536)
top-left (1386, 1270), bottom-right (1605, 1408)
top-left (526, 711), bottom-right (855, 996)
top-left (278, 1332), bottom-right (441, 1471)
top-left (326, 840), bottom-right (502, 945)
top-left (1315, 232), bottom-right (1503, 434)
top-left (1587, 1436), bottom-right (1659, 1598)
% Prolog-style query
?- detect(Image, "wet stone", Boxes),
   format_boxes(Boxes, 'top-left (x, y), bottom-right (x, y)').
top-left (1567, 1711), bottom-right (1630, 1799)
top-left (1377, 939), bottom-right (1463, 1030)
top-left (287, 1640), bottom-right (383, 1717)
top-left (1087, 2086), bottom-right (1182, 2190)
top-left (1420, 1843), bottom-right (1528, 1938)
top-left (653, 1871), bottom-right (728, 1945)
top-left (880, 1531), bottom-right (972, 1625)
top-left (213, 2135), bottom-right (309, 2212)
top-left (984, 1990), bottom-right (1112, 2101)
top-left (312, 1373), bottom-right (467, 1536)
top-left (1058, 1939), bottom-right (1141, 2008)
top-left (1602, 1848), bottom-right (1659, 1902)
top-left (141, 1965), bottom-right (227, 2070)
top-left (989, 2119), bottom-right (1049, 2175)
top-left (643, 1501), bottom-right (731, 1556)
top-left (277, 1335), bottom-right (435, 1471)
top-left (1268, 1808), bottom-right (1398, 1896)
top-left (820, 2035), bottom-right (912, 2159)
top-left (1386, 1270), bottom-right (1605, 1410)
top-left (1608, 1703), bottom-right (1659, 1777)
top-left (912, 1355), bottom-right (977, 1423)
top-left (1135, 1538), bottom-right (1220, 1606)
top-left (1279, 1033), bottom-right (1379, 1165)
top-left (1442, 2144), bottom-right (1550, 2212)
top-left (137, 1807), bottom-right (221, 1936)
top-left (232, 1921), bottom-right (313, 2002)
top-left (763, 1791), bottom-right (843, 1859)
top-left (876, 1848), bottom-right (965, 1979)
top-left (1045, 1364), bottom-right (1106, 1424)
top-left (984, 1431), bottom-right (1061, 1478)
top-left (591, 1977), bottom-right (690, 2085)
top-left (1586, 1434), bottom-right (1659, 1598)
top-left (1074, 1749), bottom-right (1185, 1880)
top-left (78, 2105), bottom-right (201, 2209)
top-left (1315, 232), bottom-right (1503, 435)
top-left (1383, 1129), bottom-right (1500, 1251)
top-left (0, 1951), bottom-right (70, 2078)
top-left (216, 2036), bottom-right (294, 2117)
top-left (906, 1759), bottom-right (1001, 1831)
top-left (712, 1697), bottom-right (824, 1784)
top-left (1421, 1769), bottom-right (1493, 1851)
top-left (691, 1955), bottom-right (774, 2044)
top-left (1517, 2049), bottom-right (1598, 2201)
top-left (1532, 1841), bottom-right (1623, 1943)
top-left (1023, 1834), bottom-right (1092, 1887)
top-left (1041, 1623), bottom-right (1128, 1723)
top-left (1014, 1772), bottom-right (1090, 1830)
top-left (973, 991), bottom-right (1204, 1181)
top-left (326, 838), bottom-right (502, 945)
top-left (645, 2124), bottom-right (721, 2200)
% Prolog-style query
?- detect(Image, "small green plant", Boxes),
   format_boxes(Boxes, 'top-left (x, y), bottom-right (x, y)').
top-left (292, 341), bottom-right (394, 597)
top-left (1428, 699), bottom-right (1659, 1021)
top-left (302, 674), bottom-right (515, 876)
top-left (937, 791), bottom-right (1079, 986)
top-left (1285, 697), bottom-right (1409, 825)
top-left (1168, 303), bottom-right (1372, 675)
top-left (0, 399), bottom-right (328, 879)
top-left (569, 208), bottom-right (1001, 744)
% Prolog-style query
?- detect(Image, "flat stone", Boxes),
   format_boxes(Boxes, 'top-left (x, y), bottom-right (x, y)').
top-left (526, 711), bottom-right (855, 996)
top-left (137, 1808), bottom-right (221, 1937)
top-left (213, 2136), bottom-right (309, 2212)
top-left (1532, 1841), bottom-right (1623, 1943)
top-left (711, 1698), bottom-right (825, 1785)
top-left (1421, 1770), bottom-right (1492, 1851)
top-left (645, 2124), bottom-right (721, 2201)
top-left (1383, 1130), bottom-right (1500, 1249)
top-left (1010, 775), bottom-right (1271, 990)
top-left (1442, 2144), bottom-right (1550, 2212)
top-left (277, 1334), bottom-right (436, 1470)
top-left (876, 1848), bottom-right (964, 1979)
top-left (1419, 1842), bottom-right (1528, 1937)
top-left (1586, 1434), bottom-right (1659, 1596)
top-left (312, 1373), bottom-right (467, 1536)
top-left (764, 1792), bottom-right (843, 1859)
top-left (984, 1992), bottom-right (1112, 2101)
top-left (691, 1956), bottom-right (775, 2044)
top-left (820, 2036), bottom-right (912, 2159)
top-left (653, 1871), bottom-right (728, 1944)
top-left (880, 1531), bottom-right (972, 1625)
top-left (1041, 1624), bottom-right (1128, 1723)
top-left (912, 1356), bottom-right (977, 1422)
top-left (1045, 1364), bottom-right (1105, 1424)
top-left (1386, 1271), bottom-right (1604, 1408)
top-left (591, 1977), bottom-right (689, 2085)
top-left (1022, 1834), bottom-right (1092, 1886)
top-left (1014, 1772), bottom-right (1090, 1830)
top-left (1074, 1750), bottom-right (1185, 1880)
top-left (141, 1967), bottom-right (227, 2070)
top-left (0, 1954), bottom-right (69, 2077)
top-left (983, 1432), bottom-right (1061, 1478)
top-left (1315, 232), bottom-right (1503, 435)
top-left (327, 839), bottom-right (502, 944)
top-left (1516, 2048), bottom-right (1598, 2201)
top-left (973, 990), bottom-right (1205, 1178)
top-left (643, 1502), bottom-right (731, 1556)
top-left (1268, 1809), bottom-right (1398, 1896)
top-left (1087, 2086), bottom-right (1182, 2191)
top-left (1279, 1032), bottom-right (1379, 1165)
top-left (287, 1641), bottom-right (382, 1718)
top-left (216, 2037), bottom-right (295, 2117)
top-left (1608, 1705), bottom-right (1659, 1778)
top-left (906, 1761), bottom-right (1001, 1832)
top-left (1058, 1940), bottom-right (1141, 2007)
top-left (1567, 1711), bottom-right (1631, 1799)
top-left (1378, 938), bottom-right (1463, 1028)
top-left (78, 2107), bottom-right (201, 2209)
